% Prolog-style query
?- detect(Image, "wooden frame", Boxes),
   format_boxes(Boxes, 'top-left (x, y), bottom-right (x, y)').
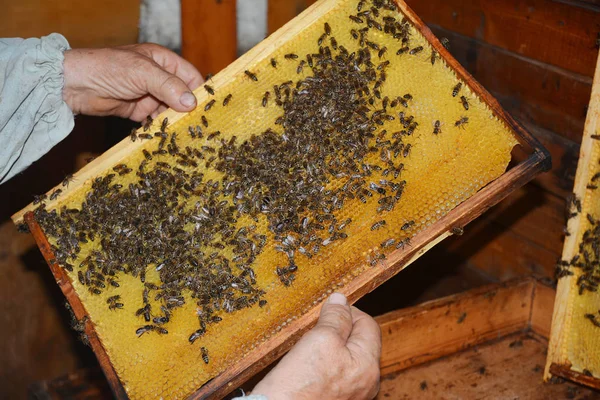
top-left (13, 0), bottom-right (551, 398)
top-left (545, 51), bottom-right (600, 390)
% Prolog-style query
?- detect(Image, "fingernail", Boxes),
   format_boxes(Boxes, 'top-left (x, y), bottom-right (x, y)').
top-left (180, 92), bottom-right (196, 108)
top-left (328, 293), bottom-right (347, 305)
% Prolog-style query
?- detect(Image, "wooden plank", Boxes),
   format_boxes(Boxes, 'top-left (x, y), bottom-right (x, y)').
top-left (28, 369), bottom-right (112, 400)
top-left (405, 0), bottom-right (600, 77)
top-left (546, 47), bottom-right (600, 385)
top-left (376, 278), bottom-right (535, 375)
top-left (268, 0), bottom-right (319, 34)
top-left (470, 184), bottom-right (566, 256)
top-left (531, 281), bottom-right (556, 339)
top-left (525, 123), bottom-right (580, 199)
top-left (0, 0), bottom-right (139, 48)
top-left (430, 26), bottom-right (593, 144)
top-left (378, 333), bottom-right (599, 400)
top-left (181, 0), bottom-right (237, 76)
top-left (445, 212), bottom-right (560, 280)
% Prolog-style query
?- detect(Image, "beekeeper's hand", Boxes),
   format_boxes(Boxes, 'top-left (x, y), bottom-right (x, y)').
top-left (251, 293), bottom-right (382, 400)
top-left (62, 43), bottom-right (203, 121)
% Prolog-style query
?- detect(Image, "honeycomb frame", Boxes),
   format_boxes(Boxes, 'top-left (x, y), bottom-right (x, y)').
top-left (14, 0), bottom-right (550, 398)
top-left (545, 52), bottom-right (600, 390)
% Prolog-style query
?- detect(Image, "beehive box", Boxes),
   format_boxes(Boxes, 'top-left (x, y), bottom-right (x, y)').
top-left (546, 52), bottom-right (600, 390)
top-left (12, 0), bottom-right (550, 398)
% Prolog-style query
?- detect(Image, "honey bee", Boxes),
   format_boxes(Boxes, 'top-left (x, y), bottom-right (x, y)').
top-left (244, 70), bottom-right (258, 81)
top-left (409, 46), bottom-right (424, 55)
top-left (204, 99), bottom-right (216, 111)
top-left (142, 116), bottom-right (153, 131)
top-left (330, 37), bottom-right (338, 50)
top-left (433, 120), bottom-right (441, 134)
top-left (207, 131), bottom-right (221, 141)
top-left (396, 46), bottom-right (409, 55)
top-left (270, 58), bottom-right (277, 68)
top-left (129, 129), bottom-right (138, 142)
top-left (324, 22), bottom-right (331, 35)
top-left (430, 50), bottom-right (438, 65)
top-left (142, 149), bottom-right (152, 160)
top-left (366, 41), bottom-right (379, 50)
top-left (371, 220), bottom-right (386, 231)
top-left (297, 60), bottom-right (306, 74)
top-left (201, 115), bottom-right (208, 127)
top-left (451, 226), bottom-right (464, 236)
top-left (357, 0), bottom-right (365, 12)
top-left (204, 84), bottom-right (214, 95)
top-left (50, 188), bottom-right (62, 200)
top-left (284, 53), bottom-right (299, 60)
top-left (396, 237), bottom-right (411, 249)
top-left (349, 15), bottom-right (363, 24)
top-left (62, 174), bottom-right (74, 187)
top-left (351, 29), bottom-right (359, 39)
top-left (188, 329), bottom-right (205, 344)
top-left (259, 299), bottom-right (268, 307)
top-left (262, 91), bottom-right (270, 107)
top-left (460, 96), bottom-right (469, 110)
top-left (138, 133), bottom-right (153, 140)
top-left (223, 93), bottom-right (232, 106)
top-left (401, 220), bottom-right (415, 230)
top-left (455, 116), bottom-right (469, 128)
top-left (201, 347), bottom-right (210, 363)
top-left (380, 238), bottom-right (396, 248)
top-left (441, 37), bottom-right (450, 50)
top-left (452, 82), bottom-right (462, 97)
top-left (378, 47), bottom-right (387, 58)
top-left (318, 33), bottom-right (327, 46)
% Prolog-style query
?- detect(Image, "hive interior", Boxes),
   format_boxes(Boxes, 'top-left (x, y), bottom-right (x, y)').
top-left (28, 0), bottom-right (519, 398)
top-left (555, 134), bottom-right (600, 380)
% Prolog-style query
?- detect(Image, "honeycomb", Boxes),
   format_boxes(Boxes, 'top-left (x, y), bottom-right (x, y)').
top-left (23, 0), bottom-right (519, 398)
top-left (553, 132), bottom-right (600, 379)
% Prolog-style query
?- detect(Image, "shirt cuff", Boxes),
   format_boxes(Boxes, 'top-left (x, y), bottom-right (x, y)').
top-left (0, 33), bottom-right (74, 183)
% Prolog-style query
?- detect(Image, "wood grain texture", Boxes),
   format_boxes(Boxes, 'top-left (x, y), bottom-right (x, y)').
top-left (531, 282), bottom-right (556, 339)
top-left (377, 278), bottom-right (535, 375)
top-left (378, 333), bottom-right (600, 400)
top-left (268, 0), bottom-right (319, 34)
top-left (430, 26), bottom-right (593, 144)
top-left (405, 0), bottom-right (600, 77)
top-left (0, 0), bottom-right (139, 47)
top-left (181, 0), bottom-right (237, 76)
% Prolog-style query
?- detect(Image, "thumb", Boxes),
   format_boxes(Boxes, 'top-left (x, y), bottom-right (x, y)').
top-left (143, 61), bottom-right (198, 112)
top-left (314, 293), bottom-right (354, 343)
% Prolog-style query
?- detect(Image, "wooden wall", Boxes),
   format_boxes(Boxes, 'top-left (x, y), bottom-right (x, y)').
top-left (405, 0), bottom-right (599, 281)
top-left (0, 2), bottom-right (139, 399)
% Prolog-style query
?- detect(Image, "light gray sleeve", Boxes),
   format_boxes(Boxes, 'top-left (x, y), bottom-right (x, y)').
top-left (0, 33), bottom-right (74, 183)
top-left (231, 395), bottom-right (268, 400)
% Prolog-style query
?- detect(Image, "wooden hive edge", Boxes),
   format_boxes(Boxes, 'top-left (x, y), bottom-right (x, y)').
top-left (24, 212), bottom-right (129, 400)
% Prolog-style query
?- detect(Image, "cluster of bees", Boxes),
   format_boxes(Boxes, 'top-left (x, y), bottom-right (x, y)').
top-left (32, 0), bottom-right (474, 355)
top-left (557, 158), bottom-right (600, 329)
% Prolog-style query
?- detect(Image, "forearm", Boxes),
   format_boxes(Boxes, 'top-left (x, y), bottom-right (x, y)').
top-left (0, 34), bottom-right (74, 184)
